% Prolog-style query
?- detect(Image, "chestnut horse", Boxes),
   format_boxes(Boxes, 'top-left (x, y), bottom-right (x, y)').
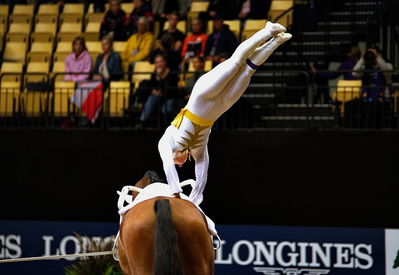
top-left (117, 171), bottom-right (215, 275)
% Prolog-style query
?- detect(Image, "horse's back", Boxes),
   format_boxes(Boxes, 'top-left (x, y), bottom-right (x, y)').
top-left (119, 197), bottom-right (214, 275)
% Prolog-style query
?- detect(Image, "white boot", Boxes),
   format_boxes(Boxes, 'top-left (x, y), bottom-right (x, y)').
top-left (248, 32), bottom-right (292, 67)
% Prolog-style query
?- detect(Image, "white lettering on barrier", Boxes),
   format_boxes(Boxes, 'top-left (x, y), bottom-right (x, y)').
top-left (60, 236), bottom-right (80, 261)
top-left (232, 240), bottom-right (255, 265)
top-left (333, 244), bottom-right (354, 268)
top-left (214, 239), bottom-right (374, 271)
top-left (253, 241), bottom-right (277, 265)
top-left (215, 239), bottom-right (232, 264)
top-left (0, 235), bottom-right (22, 259)
top-left (354, 244), bottom-right (373, 269)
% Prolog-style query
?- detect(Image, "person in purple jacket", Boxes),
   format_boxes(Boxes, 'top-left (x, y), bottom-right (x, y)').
top-left (64, 37), bottom-right (92, 82)
top-left (310, 45), bottom-right (361, 80)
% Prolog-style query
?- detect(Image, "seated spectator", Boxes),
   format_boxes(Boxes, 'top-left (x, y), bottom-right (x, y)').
top-left (238, 0), bottom-right (271, 20)
top-left (204, 14), bottom-right (238, 65)
top-left (310, 45), bottom-right (361, 80)
top-left (156, 12), bottom-right (185, 53)
top-left (100, 0), bottom-right (129, 41)
top-left (136, 54), bottom-right (180, 128)
top-left (127, 0), bottom-right (153, 35)
top-left (93, 35), bottom-right (123, 87)
top-left (208, 0), bottom-right (239, 20)
top-left (352, 48), bottom-right (391, 100)
top-left (310, 45), bottom-right (361, 103)
top-left (122, 17), bottom-right (155, 70)
top-left (184, 56), bottom-right (205, 100)
top-left (181, 18), bottom-right (207, 62)
top-left (64, 37), bottom-right (92, 82)
top-left (152, 0), bottom-right (187, 20)
top-left (151, 33), bottom-right (182, 71)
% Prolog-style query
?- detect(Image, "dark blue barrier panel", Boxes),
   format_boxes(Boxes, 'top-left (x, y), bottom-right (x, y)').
top-left (0, 221), bottom-right (386, 275)
top-left (216, 225), bottom-right (385, 275)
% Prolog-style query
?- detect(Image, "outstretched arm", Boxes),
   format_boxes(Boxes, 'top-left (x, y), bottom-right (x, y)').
top-left (189, 145), bottom-right (209, 205)
top-left (158, 129), bottom-right (183, 194)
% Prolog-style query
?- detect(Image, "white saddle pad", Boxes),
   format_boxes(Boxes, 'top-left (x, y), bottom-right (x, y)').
top-left (118, 182), bottom-right (217, 236)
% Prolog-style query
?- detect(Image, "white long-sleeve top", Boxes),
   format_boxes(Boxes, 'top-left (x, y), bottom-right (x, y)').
top-left (352, 56), bottom-right (391, 78)
top-left (158, 115), bottom-right (211, 205)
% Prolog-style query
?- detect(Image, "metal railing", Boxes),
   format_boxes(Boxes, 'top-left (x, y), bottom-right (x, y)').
top-left (0, 69), bottom-right (398, 130)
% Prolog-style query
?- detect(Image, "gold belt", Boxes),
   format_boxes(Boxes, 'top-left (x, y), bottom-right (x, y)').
top-left (171, 108), bottom-right (214, 129)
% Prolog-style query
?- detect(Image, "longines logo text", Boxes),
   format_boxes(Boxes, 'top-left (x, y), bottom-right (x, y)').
top-left (215, 240), bottom-right (373, 272)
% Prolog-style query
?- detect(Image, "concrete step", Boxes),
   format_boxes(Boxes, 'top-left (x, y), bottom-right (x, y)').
top-left (275, 104), bottom-right (334, 116)
top-left (259, 115), bottom-right (335, 128)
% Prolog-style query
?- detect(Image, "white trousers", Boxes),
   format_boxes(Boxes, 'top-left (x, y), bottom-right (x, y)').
top-left (186, 27), bottom-right (287, 121)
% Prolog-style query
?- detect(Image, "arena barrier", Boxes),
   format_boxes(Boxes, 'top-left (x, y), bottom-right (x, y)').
top-left (1, 220), bottom-right (398, 275)
top-left (0, 70), bottom-right (398, 130)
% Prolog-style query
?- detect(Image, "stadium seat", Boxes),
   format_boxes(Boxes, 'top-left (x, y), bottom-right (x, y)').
top-left (268, 0), bottom-right (293, 26)
top-left (121, 3), bottom-right (135, 14)
top-left (10, 4), bottom-right (34, 24)
top-left (31, 33), bottom-right (54, 44)
top-left (62, 3), bottom-right (84, 15)
top-left (51, 61), bottom-right (66, 81)
top-left (59, 14), bottom-right (83, 24)
top-left (113, 41), bottom-right (127, 55)
top-left (0, 81), bottom-right (21, 117)
top-left (190, 1), bottom-right (209, 13)
top-left (185, 60), bottom-right (212, 80)
top-left (0, 22), bottom-right (5, 51)
top-left (0, 5), bottom-right (8, 17)
top-left (85, 21), bottom-right (101, 33)
top-left (55, 41), bottom-right (72, 53)
top-left (53, 81), bottom-right (75, 117)
top-left (224, 20), bottom-right (240, 40)
top-left (7, 22), bottom-right (30, 42)
top-left (26, 61), bottom-right (50, 74)
top-left (12, 4), bottom-right (34, 16)
top-left (27, 42), bottom-right (53, 62)
top-left (84, 21), bottom-right (101, 40)
top-left (0, 62), bottom-right (23, 82)
top-left (22, 62), bottom-right (50, 117)
top-left (242, 19), bottom-right (267, 40)
top-left (333, 80), bottom-right (362, 115)
top-left (34, 22), bottom-right (57, 35)
top-left (58, 33), bottom-right (81, 42)
top-left (37, 4), bottom-right (59, 16)
top-left (108, 81), bottom-right (131, 117)
top-left (207, 20), bottom-right (240, 39)
top-left (3, 42), bottom-right (27, 63)
top-left (85, 13), bottom-right (104, 24)
top-left (131, 61), bottom-right (155, 88)
top-left (59, 22), bottom-right (82, 33)
top-left (53, 52), bottom-right (69, 63)
top-left (86, 41), bottom-right (102, 53)
top-left (8, 22), bottom-right (30, 34)
top-left (35, 14), bottom-right (58, 24)
top-left (163, 20), bottom-right (186, 34)
top-left (30, 41), bottom-right (53, 55)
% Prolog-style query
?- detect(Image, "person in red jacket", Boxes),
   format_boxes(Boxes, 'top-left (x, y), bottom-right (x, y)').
top-left (181, 18), bottom-right (208, 62)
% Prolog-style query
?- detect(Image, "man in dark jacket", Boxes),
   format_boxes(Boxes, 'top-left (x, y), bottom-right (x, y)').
top-left (204, 15), bottom-right (238, 65)
top-left (100, 0), bottom-right (129, 41)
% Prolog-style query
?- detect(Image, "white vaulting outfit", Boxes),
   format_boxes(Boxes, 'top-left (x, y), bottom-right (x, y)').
top-left (158, 22), bottom-right (291, 205)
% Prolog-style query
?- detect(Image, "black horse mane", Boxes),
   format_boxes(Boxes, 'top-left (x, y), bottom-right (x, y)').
top-left (144, 170), bottom-right (163, 184)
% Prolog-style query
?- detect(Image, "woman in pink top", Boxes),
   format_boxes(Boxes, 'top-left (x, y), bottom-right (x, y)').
top-left (64, 37), bottom-right (92, 82)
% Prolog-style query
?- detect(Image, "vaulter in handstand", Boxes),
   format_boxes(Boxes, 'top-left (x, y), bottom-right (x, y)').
top-left (158, 21), bottom-right (292, 205)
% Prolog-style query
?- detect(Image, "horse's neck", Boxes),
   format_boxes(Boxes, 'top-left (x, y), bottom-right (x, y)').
top-left (132, 176), bottom-right (152, 200)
